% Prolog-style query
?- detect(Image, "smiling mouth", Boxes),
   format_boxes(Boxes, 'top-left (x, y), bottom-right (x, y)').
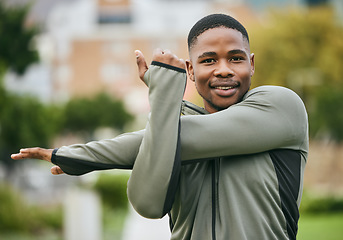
top-left (211, 82), bottom-right (239, 97)
top-left (214, 86), bottom-right (236, 90)
top-left (211, 80), bottom-right (240, 90)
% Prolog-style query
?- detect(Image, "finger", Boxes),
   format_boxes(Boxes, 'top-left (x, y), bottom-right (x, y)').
top-left (11, 153), bottom-right (26, 160)
top-left (152, 48), bottom-right (186, 70)
top-left (51, 166), bottom-right (65, 175)
top-left (135, 50), bottom-right (148, 82)
top-left (12, 148), bottom-right (52, 162)
top-left (153, 48), bottom-right (164, 56)
top-left (11, 148), bottom-right (33, 160)
top-left (162, 49), bottom-right (171, 55)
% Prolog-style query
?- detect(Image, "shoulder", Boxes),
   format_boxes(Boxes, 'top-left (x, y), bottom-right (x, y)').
top-left (245, 85), bottom-right (298, 99)
top-left (244, 85), bottom-right (304, 107)
top-left (241, 85), bottom-right (307, 120)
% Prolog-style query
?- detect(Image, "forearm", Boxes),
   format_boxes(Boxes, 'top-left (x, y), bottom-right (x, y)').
top-left (127, 62), bottom-right (186, 219)
top-left (52, 130), bottom-right (145, 175)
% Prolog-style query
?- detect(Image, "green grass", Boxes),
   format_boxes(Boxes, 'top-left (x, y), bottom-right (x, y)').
top-left (297, 213), bottom-right (343, 240)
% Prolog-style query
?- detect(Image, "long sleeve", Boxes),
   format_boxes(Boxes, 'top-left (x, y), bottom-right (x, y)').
top-left (51, 130), bottom-right (145, 175)
top-left (127, 61), bottom-right (187, 219)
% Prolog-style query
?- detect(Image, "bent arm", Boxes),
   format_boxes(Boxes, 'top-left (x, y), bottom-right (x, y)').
top-left (180, 86), bottom-right (309, 162)
top-left (127, 62), bottom-right (187, 219)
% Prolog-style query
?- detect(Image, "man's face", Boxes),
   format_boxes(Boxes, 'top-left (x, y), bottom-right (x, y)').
top-left (186, 27), bottom-right (255, 113)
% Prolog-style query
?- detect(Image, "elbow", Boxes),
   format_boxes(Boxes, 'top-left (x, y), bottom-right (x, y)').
top-left (127, 183), bottom-right (165, 219)
top-left (127, 190), bottom-right (164, 219)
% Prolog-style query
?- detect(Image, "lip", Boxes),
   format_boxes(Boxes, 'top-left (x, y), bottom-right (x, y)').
top-left (212, 86), bottom-right (238, 97)
top-left (210, 81), bottom-right (239, 97)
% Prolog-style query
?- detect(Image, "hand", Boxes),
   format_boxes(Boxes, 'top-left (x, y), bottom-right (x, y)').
top-left (11, 148), bottom-right (64, 175)
top-left (135, 49), bottom-right (186, 83)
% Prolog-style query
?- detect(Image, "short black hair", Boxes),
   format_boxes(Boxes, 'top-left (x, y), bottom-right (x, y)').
top-left (187, 13), bottom-right (249, 50)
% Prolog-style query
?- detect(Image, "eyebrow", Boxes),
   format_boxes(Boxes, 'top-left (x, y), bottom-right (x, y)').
top-left (197, 49), bottom-right (248, 59)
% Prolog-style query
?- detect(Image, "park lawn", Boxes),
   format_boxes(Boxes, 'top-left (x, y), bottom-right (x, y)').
top-left (297, 213), bottom-right (343, 240)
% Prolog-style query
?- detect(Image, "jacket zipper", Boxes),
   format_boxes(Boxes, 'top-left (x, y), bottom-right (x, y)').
top-left (212, 158), bottom-right (219, 240)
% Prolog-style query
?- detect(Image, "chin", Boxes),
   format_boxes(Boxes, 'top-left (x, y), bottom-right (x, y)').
top-left (218, 99), bottom-right (238, 109)
top-left (212, 103), bottom-right (234, 112)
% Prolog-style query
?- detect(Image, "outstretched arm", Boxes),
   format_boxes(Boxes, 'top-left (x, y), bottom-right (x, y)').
top-left (11, 129), bottom-right (146, 175)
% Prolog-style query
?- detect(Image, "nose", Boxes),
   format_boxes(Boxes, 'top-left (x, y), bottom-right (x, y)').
top-left (214, 60), bottom-right (234, 78)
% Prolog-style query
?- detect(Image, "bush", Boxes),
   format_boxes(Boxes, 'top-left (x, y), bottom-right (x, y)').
top-left (300, 193), bottom-right (343, 214)
top-left (93, 173), bottom-right (130, 210)
top-left (28, 205), bottom-right (63, 233)
top-left (0, 183), bottom-right (62, 234)
top-left (63, 93), bottom-right (134, 134)
top-left (0, 183), bottom-right (30, 232)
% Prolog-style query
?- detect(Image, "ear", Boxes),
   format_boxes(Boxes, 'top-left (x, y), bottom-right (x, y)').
top-left (250, 53), bottom-right (255, 77)
top-left (186, 60), bottom-right (195, 82)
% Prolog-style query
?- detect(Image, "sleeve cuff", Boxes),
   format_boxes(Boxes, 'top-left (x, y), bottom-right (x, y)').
top-left (151, 61), bottom-right (186, 73)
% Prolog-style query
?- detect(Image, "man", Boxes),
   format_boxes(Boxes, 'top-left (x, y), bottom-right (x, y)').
top-left (12, 14), bottom-right (308, 240)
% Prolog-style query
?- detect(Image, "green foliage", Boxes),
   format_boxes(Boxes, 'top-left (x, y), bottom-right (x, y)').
top-left (249, 7), bottom-right (343, 141)
top-left (63, 93), bottom-right (134, 134)
top-left (0, 183), bottom-right (30, 232)
top-left (250, 7), bottom-right (342, 87)
top-left (300, 193), bottom-right (343, 214)
top-left (0, 94), bottom-right (62, 169)
top-left (1, 95), bottom-right (57, 149)
top-left (102, 207), bottom-right (128, 240)
top-left (0, 2), bottom-right (39, 75)
top-left (309, 86), bottom-right (343, 140)
top-left (93, 173), bottom-right (130, 210)
top-left (0, 183), bottom-right (62, 234)
top-left (28, 205), bottom-right (63, 233)
top-left (0, 1), bottom-right (45, 171)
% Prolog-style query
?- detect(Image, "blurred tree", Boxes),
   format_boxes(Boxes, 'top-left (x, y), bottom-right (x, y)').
top-left (0, 95), bottom-right (62, 176)
top-left (63, 93), bottom-right (134, 139)
top-left (0, 2), bottom-right (45, 176)
top-left (0, 1), bottom-right (39, 76)
top-left (249, 6), bottom-right (343, 141)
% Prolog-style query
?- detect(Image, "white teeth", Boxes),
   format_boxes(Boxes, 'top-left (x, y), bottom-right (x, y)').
top-left (215, 86), bottom-right (234, 90)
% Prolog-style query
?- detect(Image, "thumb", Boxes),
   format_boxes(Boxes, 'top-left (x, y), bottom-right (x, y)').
top-left (51, 166), bottom-right (65, 175)
top-left (135, 50), bottom-right (148, 82)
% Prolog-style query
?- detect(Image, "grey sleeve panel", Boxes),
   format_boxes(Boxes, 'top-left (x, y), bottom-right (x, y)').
top-left (180, 86), bottom-right (309, 161)
top-left (52, 130), bottom-right (145, 175)
top-left (127, 62), bottom-right (186, 219)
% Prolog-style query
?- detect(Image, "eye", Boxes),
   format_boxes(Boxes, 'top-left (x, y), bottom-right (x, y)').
top-left (201, 58), bottom-right (216, 64)
top-left (230, 56), bottom-right (245, 62)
